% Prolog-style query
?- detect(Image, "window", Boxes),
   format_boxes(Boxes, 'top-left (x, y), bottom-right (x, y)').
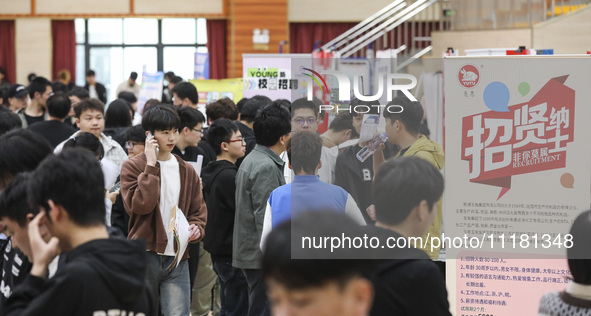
top-left (123, 19), bottom-right (158, 45)
top-left (88, 19), bottom-right (123, 44)
top-left (162, 18), bottom-right (197, 44)
top-left (76, 18), bottom-right (207, 102)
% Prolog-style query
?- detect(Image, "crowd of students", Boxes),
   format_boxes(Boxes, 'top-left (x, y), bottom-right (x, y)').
top-left (0, 72), bottom-right (589, 316)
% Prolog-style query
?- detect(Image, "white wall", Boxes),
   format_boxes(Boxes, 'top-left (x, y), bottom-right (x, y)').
top-left (2, 0), bottom-right (224, 16)
top-left (15, 19), bottom-right (52, 84)
top-left (0, 0), bottom-right (30, 14)
top-left (289, 0), bottom-right (441, 22)
top-left (430, 28), bottom-right (532, 56)
top-left (533, 6), bottom-right (591, 54)
top-left (36, 0), bottom-right (129, 14)
top-left (135, 0), bottom-right (223, 15)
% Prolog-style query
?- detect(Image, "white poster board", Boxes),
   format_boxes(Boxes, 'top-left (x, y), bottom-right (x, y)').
top-left (242, 54), bottom-right (311, 101)
top-left (444, 56), bottom-right (591, 315)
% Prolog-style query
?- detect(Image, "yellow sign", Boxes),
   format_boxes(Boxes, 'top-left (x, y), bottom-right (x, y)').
top-left (189, 78), bottom-right (244, 107)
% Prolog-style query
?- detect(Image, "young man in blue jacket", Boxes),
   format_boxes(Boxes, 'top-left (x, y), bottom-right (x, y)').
top-left (260, 132), bottom-right (366, 248)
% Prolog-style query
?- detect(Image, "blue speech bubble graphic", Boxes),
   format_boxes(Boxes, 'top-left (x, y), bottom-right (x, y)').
top-left (483, 81), bottom-right (510, 112)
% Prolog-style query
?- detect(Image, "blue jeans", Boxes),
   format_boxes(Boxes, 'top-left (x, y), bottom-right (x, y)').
top-left (242, 268), bottom-right (270, 316)
top-left (213, 260), bottom-right (249, 316)
top-left (145, 252), bottom-right (190, 316)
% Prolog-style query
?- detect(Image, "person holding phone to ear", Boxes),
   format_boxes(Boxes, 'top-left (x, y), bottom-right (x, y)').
top-left (121, 104), bottom-right (207, 316)
top-left (146, 131), bottom-right (159, 157)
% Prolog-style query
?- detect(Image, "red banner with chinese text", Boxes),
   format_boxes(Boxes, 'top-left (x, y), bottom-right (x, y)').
top-left (461, 76), bottom-right (574, 197)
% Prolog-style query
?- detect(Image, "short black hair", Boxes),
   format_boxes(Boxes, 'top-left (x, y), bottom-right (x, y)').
top-left (118, 91), bottom-right (137, 104)
top-left (27, 73), bottom-right (36, 84)
top-left (0, 129), bottom-right (53, 189)
top-left (329, 113), bottom-right (359, 138)
top-left (207, 118), bottom-right (239, 156)
top-left (177, 106), bottom-right (205, 131)
top-left (28, 76), bottom-right (51, 99)
top-left (373, 156), bottom-right (443, 225)
top-left (206, 98), bottom-right (239, 122)
top-left (74, 98), bottom-right (104, 118)
top-left (383, 95), bottom-right (423, 135)
top-left (287, 132), bottom-right (322, 175)
top-left (164, 71), bottom-right (175, 81)
top-left (125, 124), bottom-right (146, 143)
top-left (291, 98), bottom-right (318, 118)
top-left (349, 98), bottom-right (381, 117)
top-left (253, 102), bottom-right (291, 146)
top-left (419, 119), bottom-right (430, 139)
top-left (46, 92), bottom-right (71, 119)
top-left (142, 104), bottom-right (180, 134)
top-left (0, 172), bottom-right (37, 227)
top-left (171, 82), bottom-right (198, 105)
top-left (28, 148), bottom-right (106, 226)
top-left (275, 99), bottom-right (292, 114)
top-left (52, 81), bottom-right (68, 94)
top-left (0, 111), bottom-right (22, 136)
top-left (105, 99), bottom-right (132, 128)
top-left (142, 99), bottom-right (160, 114)
top-left (169, 76), bottom-right (183, 84)
top-left (568, 210), bottom-right (591, 284)
top-left (241, 95), bottom-right (271, 123)
top-left (68, 86), bottom-right (89, 100)
top-left (262, 211), bottom-right (375, 289)
top-left (86, 70), bottom-right (96, 77)
top-left (236, 97), bottom-right (248, 113)
top-left (63, 132), bottom-right (105, 160)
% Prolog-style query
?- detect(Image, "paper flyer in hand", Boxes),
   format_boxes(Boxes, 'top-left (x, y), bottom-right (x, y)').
top-left (187, 155), bottom-right (204, 176)
top-left (171, 207), bottom-right (190, 269)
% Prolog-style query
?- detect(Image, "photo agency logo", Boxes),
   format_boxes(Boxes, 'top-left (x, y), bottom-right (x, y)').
top-left (303, 68), bottom-right (418, 114)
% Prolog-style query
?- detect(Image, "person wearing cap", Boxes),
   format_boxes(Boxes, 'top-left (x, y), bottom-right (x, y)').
top-left (84, 70), bottom-right (107, 104)
top-left (6, 84), bottom-right (29, 113)
top-left (16, 76), bottom-right (52, 128)
top-left (116, 72), bottom-right (140, 98)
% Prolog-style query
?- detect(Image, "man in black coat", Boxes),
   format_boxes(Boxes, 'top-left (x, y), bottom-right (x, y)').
top-left (368, 157), bottom-right (451, 316)
top-left (84, 70), bottom-right (107, 104)
top-left (28, 92), bottom-right (76, 148)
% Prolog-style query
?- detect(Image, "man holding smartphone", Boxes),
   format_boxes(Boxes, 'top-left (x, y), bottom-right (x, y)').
top-left (121, 104), bottom-right (207, 316)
